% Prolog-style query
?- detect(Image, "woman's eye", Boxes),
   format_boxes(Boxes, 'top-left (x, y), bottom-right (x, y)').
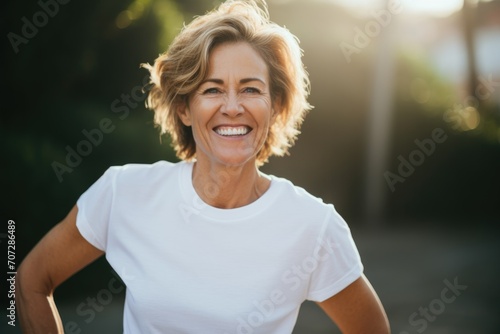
top-left (243, 87), bottom-right (260, 94)
top-left (203, 88), bottom-right (220, 94)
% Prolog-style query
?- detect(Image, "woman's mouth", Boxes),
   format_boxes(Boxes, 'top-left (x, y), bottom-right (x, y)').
top-left (213, 126), bottom-right (252, 137)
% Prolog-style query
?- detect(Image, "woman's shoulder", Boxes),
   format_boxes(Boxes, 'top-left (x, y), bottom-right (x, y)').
top-left (104, 160), bottom-right (185, 184)
top-left (269, 175), bottom-right (334, 213)
top-left (265, 175), bottom-right (347, 236)
top-left (113, 159), bottom-right (177, 172)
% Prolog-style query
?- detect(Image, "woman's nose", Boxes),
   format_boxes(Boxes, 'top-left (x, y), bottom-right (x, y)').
top-left (220, 92), bottom-right (243, 117)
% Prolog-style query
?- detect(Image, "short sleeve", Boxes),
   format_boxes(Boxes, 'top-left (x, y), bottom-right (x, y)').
top-left (76, 167), bottom-right (119, 251)
top-left (306, 206), bottom-right (364, 302)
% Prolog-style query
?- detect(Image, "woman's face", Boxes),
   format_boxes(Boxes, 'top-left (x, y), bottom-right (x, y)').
top-left (179, 42), bottom-right (275, 167)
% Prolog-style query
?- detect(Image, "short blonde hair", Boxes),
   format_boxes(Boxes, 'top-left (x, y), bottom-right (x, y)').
top-left (143, 0), bottom-right (312, 165)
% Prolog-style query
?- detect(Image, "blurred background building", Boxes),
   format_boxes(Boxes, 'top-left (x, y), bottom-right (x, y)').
top-left (3, 0), bottom-right (499, 333)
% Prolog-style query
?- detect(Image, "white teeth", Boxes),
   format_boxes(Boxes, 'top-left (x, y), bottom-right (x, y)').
top-left (215, 127), bottom-right (249, 136)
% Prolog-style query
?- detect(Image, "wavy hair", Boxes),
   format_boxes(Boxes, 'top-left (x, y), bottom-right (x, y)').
top-left (143, 0), bottom-right (312, 165)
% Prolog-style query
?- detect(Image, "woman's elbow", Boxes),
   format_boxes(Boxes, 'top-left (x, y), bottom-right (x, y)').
top-left (16, 258), bottom-right (54, 302)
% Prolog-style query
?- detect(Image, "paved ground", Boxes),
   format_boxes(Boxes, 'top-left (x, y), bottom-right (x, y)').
top-left (4, 224), bottom-right (499, 333)
top-left (294, 224), bottom-right (500, 334)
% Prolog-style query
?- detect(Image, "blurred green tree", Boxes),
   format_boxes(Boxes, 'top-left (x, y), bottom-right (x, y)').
top-left (2, 0), bottom-right (209, 297)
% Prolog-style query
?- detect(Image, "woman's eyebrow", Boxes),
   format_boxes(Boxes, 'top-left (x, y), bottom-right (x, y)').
top-left (200, 77), bottom-right (266, 85)
top-left (240, 77), bottom-right (266, 84)
top-left (201, 78), bottom-right (224, 85)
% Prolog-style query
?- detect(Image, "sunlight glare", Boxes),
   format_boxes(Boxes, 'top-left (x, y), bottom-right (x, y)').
top-left (327, 0), bottom-right (465, 17)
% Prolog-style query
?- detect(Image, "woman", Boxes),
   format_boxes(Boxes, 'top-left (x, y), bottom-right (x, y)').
top-left (16, 0), bottom-right (390, 333)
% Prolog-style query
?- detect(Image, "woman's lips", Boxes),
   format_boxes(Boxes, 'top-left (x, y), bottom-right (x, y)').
top-left (213, 125), bottom-right (252, 136)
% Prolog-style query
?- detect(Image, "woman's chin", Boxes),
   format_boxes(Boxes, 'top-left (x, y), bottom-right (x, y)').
top-left (213, 151), bottom-right (256, 168)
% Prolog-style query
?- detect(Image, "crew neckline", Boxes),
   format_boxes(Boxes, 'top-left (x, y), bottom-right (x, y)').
top-left (178, 161), bottom-right (280, 222)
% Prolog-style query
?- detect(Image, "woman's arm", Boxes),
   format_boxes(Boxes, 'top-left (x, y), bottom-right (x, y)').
top-left (16, 205), bottom-right (104, 334)
top-left (316, 274), bottom-right (390, 333)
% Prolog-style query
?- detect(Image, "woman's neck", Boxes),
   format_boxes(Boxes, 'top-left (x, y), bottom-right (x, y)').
top-left (191, 159), bottom-right (270, 209)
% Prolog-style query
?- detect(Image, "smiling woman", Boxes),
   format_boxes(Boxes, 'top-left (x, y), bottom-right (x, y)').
top-left (178, 43), bottom-right (274, 169)
top-left (15, 1), bottom-right (389, 333)
top-left (143, 0), bottom-right (312, 166)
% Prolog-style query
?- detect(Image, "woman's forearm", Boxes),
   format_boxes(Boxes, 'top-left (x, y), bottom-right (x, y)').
top-left (16, 269), bottom-right (64, 333)
top-left (15, 206), bottom-right (104, 333)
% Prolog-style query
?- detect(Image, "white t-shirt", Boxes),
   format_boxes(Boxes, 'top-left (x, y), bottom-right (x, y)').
top-left (76, 160), bottom-right (363, 334)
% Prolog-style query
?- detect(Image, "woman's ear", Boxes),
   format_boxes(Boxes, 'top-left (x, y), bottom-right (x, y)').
top-left (177, 100), bottom-right (192, 126)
